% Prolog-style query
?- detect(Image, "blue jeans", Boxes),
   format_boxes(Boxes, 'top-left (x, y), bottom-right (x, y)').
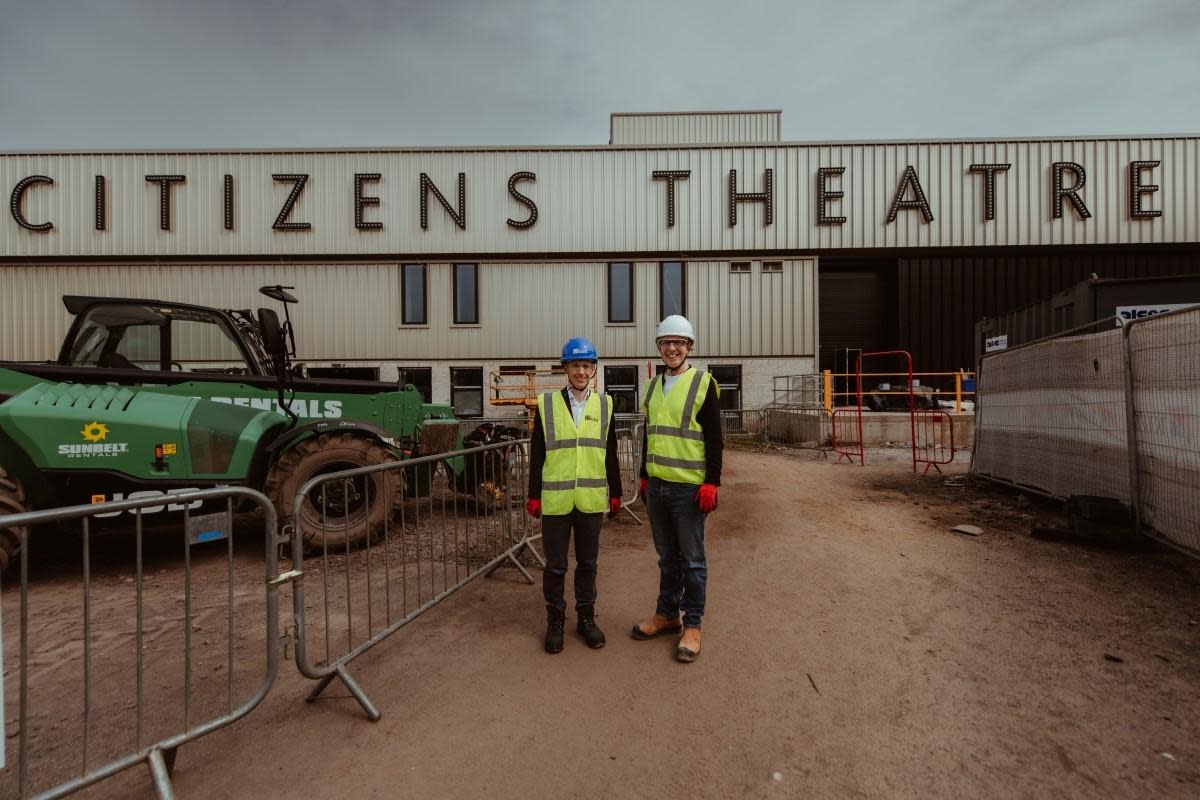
top-left (646, 477), bottom-right (707, 628)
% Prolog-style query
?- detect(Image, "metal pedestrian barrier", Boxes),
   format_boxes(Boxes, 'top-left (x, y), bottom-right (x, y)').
top-left (915, 409), bottom-right (956, 475)
top-left (288, 439), bottom-right (537, 720)
top-left (831, 407), bottom-right (864, 464)
top-left (613, 414), bottom-right (645, 523)
top-left (0, 488), bottom-right (280, 800)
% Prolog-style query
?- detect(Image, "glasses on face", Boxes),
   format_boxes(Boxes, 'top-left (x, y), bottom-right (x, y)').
top-left (657, 338), bottom-right (690, 350)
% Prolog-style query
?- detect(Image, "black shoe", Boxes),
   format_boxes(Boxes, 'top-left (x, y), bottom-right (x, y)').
top-left (545, 606), bottom-right (565, 654)
top-left (576, 605), bottom-right (607, 649)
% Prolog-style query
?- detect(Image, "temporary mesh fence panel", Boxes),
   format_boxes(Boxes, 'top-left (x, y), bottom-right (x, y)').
top-left (762, 407), bottom-right (831, 449)
top-left (1127, 308), bottom-right (1200, 555)
top-left (771, 374), bottom-right (822, 407)
top-left (972, 324), bottom-right (1130, 503)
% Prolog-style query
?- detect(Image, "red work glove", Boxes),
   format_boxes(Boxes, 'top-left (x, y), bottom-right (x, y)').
top-left (610, 497), bottom-right (622, 515)
top-left (696, 483), bottom-right (719, 513)
top-left (639, 478), bottom-right (649, 498)
top-left (525, 498), bottom-right (541, 518)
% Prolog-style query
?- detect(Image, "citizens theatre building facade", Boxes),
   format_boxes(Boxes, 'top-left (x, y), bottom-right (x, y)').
top-left (2, 111), bottom-right (1198, 415)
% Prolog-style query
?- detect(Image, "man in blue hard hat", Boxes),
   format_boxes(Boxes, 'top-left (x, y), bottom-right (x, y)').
top-left (525, 337), bottom-right (623, 653)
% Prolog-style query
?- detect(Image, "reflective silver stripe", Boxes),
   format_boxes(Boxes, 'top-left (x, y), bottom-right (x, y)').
top-left (543, 478), bottom-right (607, 490)
top-left (644, 375), bottom-right (662, 412)
top-left (646, 424), bottom-right (704, 441)
top-left (541, 391), bottom-right (559, 446)
top-left (599, 393), bottom-right (610, 442)
top-left (679, 370), bottom-right (704, 432)
top-left (545, 391), bottom-right (608, 449)
top-left (646, 453), bottom-right (706, 470)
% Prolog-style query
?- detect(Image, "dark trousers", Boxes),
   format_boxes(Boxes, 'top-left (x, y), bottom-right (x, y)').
top-left (541, 509), bottom-right (603, 613)
top-left (646, 477), bottom-right (708, 628)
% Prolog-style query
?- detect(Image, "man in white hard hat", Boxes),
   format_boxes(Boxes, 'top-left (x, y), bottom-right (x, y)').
top-left (631, 315), bottom-right (723, 662)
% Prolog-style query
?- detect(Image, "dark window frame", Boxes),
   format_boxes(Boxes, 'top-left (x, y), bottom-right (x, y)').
top-left (730, 261), bottom-right (751, 274)
top-left (450, 366), bottom-right (484, 418)
top-left (603, 364), bottom-right (639, 415)
top-left (401, 263), bottom-right (428, 325)
top-left (659, 261), bottom-right (687, 320)
top-left (709, 364), bottom-right (743, 411)
top-left (398, 366), bottom-right (433, 403)
top-left (453, 262), bottom-right (479, 325)
top-left (607, 261), bottom-right (635, 323)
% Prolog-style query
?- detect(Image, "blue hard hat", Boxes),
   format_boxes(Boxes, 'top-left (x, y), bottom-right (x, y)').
top-left (561, 336), bottom-right (598, 363)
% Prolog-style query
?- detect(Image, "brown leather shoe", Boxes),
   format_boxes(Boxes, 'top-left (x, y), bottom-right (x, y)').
top-left (676, 627), bottom-right (701, 662)
top-left (630, 613), bottom-right (683, 640)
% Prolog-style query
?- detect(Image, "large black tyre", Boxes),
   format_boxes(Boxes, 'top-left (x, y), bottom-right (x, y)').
top-left (454, 437), bottom-right (521, 514)
top-left (0, 465), bottom-right (30, 573)
top-left (263, 433), bottom-right (402, 554)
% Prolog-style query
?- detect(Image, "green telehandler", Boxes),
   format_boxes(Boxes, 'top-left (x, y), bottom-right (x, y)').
top-left (0, 286), bottom-right (516, 570)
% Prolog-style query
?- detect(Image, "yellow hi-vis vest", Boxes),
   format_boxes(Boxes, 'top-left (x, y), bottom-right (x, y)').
top-left (643, 367), bottom-right (715, 485)
top-left (538, 390), bottom-right (613, 515)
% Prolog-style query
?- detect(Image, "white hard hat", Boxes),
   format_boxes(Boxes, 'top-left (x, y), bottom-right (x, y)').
top-left (656, 315), bottom-right (695, 342)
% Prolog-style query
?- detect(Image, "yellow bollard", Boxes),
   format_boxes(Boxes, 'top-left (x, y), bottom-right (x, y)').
top-left (823, 370), bottom-right (833, 411)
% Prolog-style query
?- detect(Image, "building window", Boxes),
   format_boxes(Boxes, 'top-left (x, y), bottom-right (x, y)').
top-left (454, 263), bottom-right (478, 324)
top-left (730, 261), bottom-right (751, 274)
top-left (604, 365), bottom-right (639, 414)
top-left (402, 263), bottom-right (427, 325)
top-left (659, 261), bottom-right (686, 320)
top-left (399, 366), bottom-right (432, 403)
top-left (306, 366), bottom-right (380, 381)
top-left (451, 367), bottom-right (484, 417)
top-left (709, 365), bottom-right (742, 410)
top-left (761, 260), bottom-right (783, 274)
top-left (608, 262), bottom-right (634, 323)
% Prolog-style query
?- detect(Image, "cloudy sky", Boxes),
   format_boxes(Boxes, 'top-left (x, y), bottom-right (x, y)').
top-left (1, 0), bottom-right (1197, 150)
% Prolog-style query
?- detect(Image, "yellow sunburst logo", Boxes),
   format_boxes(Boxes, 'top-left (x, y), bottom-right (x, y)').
top-left (81, 421), bottom-right (110, 442)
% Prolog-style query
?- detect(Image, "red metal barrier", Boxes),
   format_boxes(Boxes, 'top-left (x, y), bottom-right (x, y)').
top-left (831, 407), bottom-right (864, 464)
top-left (857, 351), bottom-right (916, 471)
top-left (915, 409), bottom-right (955, 475)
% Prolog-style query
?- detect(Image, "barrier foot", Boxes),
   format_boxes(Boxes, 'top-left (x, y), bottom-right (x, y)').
top-left (485, 549), bottom-right (536, 584)
top-left (306, 665), bottom-right (381, 721)
top-left (148, 747), bottom-right (177, 800)
top-left (523, 539), bottom-right (546, 568)
top-left (505, 539), bottom-right (545, 569)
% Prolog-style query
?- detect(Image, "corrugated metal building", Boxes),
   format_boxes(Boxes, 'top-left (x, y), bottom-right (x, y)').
top-left (2, 112), bottom-right (1198, 414)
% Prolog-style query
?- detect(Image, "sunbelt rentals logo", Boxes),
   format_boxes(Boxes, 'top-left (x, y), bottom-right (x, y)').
top-left (58, 421), bottom-right (130, 458)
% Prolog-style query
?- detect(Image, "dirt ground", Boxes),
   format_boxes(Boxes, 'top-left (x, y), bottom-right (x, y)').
top-left (4, 447), bottom-right (1199, 799)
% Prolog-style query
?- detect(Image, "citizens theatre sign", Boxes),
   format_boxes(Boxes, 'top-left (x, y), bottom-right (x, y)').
top-left (2, 139), bottom-right (1187, 255)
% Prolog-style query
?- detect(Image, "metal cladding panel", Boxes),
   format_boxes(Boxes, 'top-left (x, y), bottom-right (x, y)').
top-left (5, 136), bottom-right (1194, 259)
top-left (0, 258), bottom-right (817, 363)
top-left (896, 248), bottom-right (1200, 374)
top-left (611, 112), bottom-right (782, 144)
top-left (0, 263), bottom-right (400, 362)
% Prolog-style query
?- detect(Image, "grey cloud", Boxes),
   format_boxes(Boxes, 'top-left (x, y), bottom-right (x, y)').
top-left (0, 0), bottom-right (1197, 150)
